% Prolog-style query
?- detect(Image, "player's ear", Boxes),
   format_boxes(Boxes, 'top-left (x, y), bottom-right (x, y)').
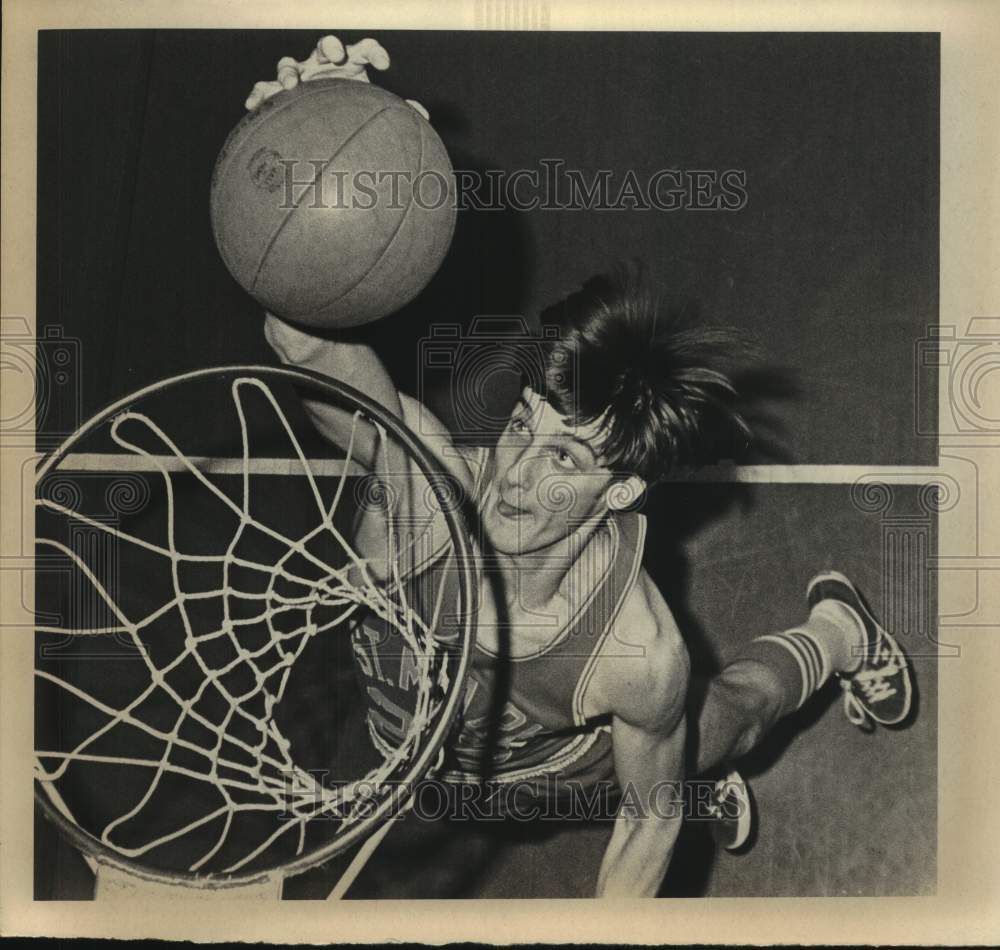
top-left (604, 475), bottom-right (645, 511)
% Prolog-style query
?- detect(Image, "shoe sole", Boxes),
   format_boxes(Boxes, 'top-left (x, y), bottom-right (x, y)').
top-left (711, 770), bottom-right (753, 851)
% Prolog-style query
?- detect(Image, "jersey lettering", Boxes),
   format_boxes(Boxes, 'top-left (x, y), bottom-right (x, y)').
top-left (366, 685), bottom-right (412, 745)
top-left (354, 623), bottom-right (390, 685)
top-left (455, 699), bottom-right (546, 766)
top-left (351, 629), bottom-right (374, 679)
top-left (397, 644), bottom-right (422, 691)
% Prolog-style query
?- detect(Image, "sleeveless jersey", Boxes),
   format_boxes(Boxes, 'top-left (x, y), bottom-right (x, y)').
top-left (349, 447), bottom-right (646, 795)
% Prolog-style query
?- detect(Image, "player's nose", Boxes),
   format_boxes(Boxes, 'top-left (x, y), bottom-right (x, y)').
top-left (500, 446), bottom-right (538, 496)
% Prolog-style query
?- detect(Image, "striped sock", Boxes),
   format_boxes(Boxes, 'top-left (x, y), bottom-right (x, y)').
top-left (734, 630), bottom-right (832, 716)
top-left (808, 598), bottom-right (866, 674)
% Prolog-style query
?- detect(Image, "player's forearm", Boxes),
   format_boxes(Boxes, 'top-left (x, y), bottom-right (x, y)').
top-left (596, 813), bottom-right (682, 897)
top-left (264, 312), bottom-right (402, 469)
top-left (602, 655), bottom-right (688, 895)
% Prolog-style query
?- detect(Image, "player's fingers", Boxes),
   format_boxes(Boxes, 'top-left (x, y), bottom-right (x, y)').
top-left (347, 38), bottom-right (390, 71)
top-left (276, 56), bottom-right (300, 89)
top-left (245, 80), bottom-right (282, 111)
top-left (405, 99), bottom-right (430, 120)
top-left (316, 34), bottom-right (348, 66)
top-left (263, 311), bottom-right (326, 362)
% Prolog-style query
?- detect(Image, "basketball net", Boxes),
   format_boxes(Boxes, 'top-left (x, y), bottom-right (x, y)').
top-left (35, 371), bottom-right (473, 898)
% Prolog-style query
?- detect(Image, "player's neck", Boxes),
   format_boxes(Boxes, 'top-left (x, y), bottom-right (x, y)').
top-left (494, 513), bottom-right (609, 612)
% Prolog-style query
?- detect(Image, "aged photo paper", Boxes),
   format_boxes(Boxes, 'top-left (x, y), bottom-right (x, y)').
top-left (2, 0), bottom-right (998, 944)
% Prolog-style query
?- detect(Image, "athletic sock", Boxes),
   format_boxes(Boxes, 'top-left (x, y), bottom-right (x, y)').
top-left (727, 602), bottom-right (868, 718)
top-left (739, 630), bottom-right (831, 715)
top-left (806, 599), bottom-right (866, 675)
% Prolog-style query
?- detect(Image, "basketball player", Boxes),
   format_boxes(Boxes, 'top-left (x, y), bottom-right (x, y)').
top-left (247, 36), bottom-right (913, 897)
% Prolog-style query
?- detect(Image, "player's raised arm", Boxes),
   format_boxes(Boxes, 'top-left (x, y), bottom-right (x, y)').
top-left (264, 313), bottom-right (403, 471)
top-left (245, 34), bottom-right (439, 464)
top-left (246, 36), bottom-right (471, 572)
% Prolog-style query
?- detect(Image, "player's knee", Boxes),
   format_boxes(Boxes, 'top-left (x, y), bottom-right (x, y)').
top-left (725, 660), bottom-right (789, 716)
top-left (715, 663), bottom-right (786, 754)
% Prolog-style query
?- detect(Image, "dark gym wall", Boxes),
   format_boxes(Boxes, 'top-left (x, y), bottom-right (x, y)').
top-left (36, 30), bottom-right (938, 898)
top-left (38, 30), bottom-right (938, 464)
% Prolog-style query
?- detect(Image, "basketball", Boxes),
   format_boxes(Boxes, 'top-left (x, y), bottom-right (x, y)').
top-left (210, 78), bottom-right (456, 328)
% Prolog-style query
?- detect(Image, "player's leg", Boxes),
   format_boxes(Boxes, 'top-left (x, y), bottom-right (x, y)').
top-left (692, 571), bottom-right (913, 776)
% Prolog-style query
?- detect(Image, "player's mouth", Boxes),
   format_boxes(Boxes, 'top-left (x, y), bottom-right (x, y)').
top-left (496, 494), bottom-right (530, 519)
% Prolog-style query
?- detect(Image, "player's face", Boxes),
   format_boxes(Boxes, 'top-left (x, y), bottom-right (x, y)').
top-left (481, 388), bottom-right (619, 556)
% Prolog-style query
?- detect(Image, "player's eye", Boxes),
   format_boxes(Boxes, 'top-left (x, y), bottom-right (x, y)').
top-left (553, 447), bottom-right (577, 470)
top-left (509, 415), bottom-right (529, 434)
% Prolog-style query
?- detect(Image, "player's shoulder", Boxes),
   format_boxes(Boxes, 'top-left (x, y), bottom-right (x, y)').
top-left (625, 572), bottom-right (690, 685)
top-left (594, 570), bottom-right (690, 730)
top-left (614, 570), bottom-right (686, 657)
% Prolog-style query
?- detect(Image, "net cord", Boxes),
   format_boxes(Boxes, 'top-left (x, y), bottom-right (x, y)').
top-left (34, 366), bottom-right (477, 894)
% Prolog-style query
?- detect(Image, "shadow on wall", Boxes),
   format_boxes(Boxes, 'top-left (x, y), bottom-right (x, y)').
top-left (370, 137), bottom-right (537, 435)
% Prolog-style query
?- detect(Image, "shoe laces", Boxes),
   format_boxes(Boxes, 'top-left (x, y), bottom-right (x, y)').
top-left (706, 784), bottom-right (724, 820)
top-left (841, 680), bottom-right (870, 726)
top-left (841, 649), bottom-right (902, 725)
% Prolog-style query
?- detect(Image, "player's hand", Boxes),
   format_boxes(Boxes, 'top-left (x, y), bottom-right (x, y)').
top-left (263, 311), bottom-right (329, 365)
top-left (244, 35), bottom-right (429, 120)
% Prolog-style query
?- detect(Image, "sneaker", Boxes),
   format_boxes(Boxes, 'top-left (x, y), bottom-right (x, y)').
top-left (807, 571), bottom-right (913, 728)
top-left (707, 770), bottom-right (753, 851)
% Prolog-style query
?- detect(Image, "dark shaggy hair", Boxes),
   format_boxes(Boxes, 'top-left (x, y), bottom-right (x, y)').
top-left (536, 261), bottom-right (753, 484)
